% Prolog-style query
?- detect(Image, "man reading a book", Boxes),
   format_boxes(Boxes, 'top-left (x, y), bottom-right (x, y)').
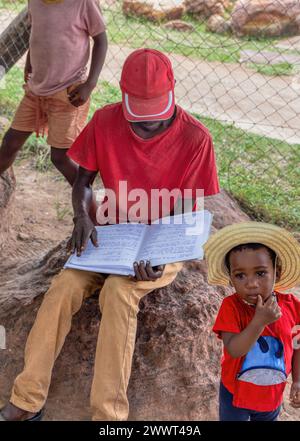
top-left (1, 49), bottom-right (219, 421)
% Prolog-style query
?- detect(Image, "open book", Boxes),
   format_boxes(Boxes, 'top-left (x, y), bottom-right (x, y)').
top-left (64, 210), bottom-right (212, 276)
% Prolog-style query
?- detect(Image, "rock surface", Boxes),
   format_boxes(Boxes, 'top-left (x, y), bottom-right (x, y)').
top-left (122, 0), bottom-right (186, 22)
top-left (206, 14), bottom-right (231, 33)
top-left (231, 0), bottom-right (300, 37)
top-left (185, 0), bottom-right (230, 19)
top-left (164, 19), bottom-right (196, 31)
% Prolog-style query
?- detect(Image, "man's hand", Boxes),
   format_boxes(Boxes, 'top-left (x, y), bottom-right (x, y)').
top-left (68, 214), bottom-right (98, 256)
top-left (253, 295), bottom-right (282, 327)
top-left (68, 82), bottom-right (93, 107)
top-left (132, 261), bottom-right (165, 282)
top-left (290, 382), bottom-right (300, 408)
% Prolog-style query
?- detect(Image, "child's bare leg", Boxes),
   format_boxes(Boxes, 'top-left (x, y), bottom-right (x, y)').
top-left (50, 147), bottom-right (98, 224)
top-left (0, 128), bottom-right (33, 175)
top-left (50, 146), bottom-right (78, 185)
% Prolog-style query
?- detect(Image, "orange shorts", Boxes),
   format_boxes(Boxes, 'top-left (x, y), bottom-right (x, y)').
top-left (11, 83), bottom-right (90, 149)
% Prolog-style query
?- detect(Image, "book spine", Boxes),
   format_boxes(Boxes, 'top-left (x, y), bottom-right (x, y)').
top-left (135, 224), bottom-right (149, 262)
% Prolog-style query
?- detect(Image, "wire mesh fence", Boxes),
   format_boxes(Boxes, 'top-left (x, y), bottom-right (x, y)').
top-left (0, 0), bottom-right (299, 230)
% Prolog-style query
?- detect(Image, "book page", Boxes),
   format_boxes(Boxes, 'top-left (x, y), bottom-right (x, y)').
top-left (137, 211), bottom-right (212, 266)
top-left (65, 223), bottom-right (145, 273)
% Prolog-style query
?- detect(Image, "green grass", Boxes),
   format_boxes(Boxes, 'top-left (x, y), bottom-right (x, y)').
top-left (0, 64), bottom-right (24, 118)
top-left (247, 62), bottom-right (296, 76)
top-left (103, 6), bottom-right (300, 69)
top-left (198, 116), bottom-right (300, 231)
top-left (0, 66), bottom-right (51, 171)
top-left (0, 0), bottom-right (25, 12)
top-left (1, 66), bottom-right (299, 231)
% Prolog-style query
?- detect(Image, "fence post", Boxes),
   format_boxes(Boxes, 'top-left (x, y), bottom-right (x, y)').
top-left (0, 7), bottom-right (30, 73)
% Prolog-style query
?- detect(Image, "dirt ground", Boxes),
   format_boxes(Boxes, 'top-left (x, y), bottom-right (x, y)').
top-left (5, 159), bottom-right (73, 265)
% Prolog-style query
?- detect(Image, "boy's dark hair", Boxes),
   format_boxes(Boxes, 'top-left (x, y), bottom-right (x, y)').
top-left (225, 243), bottom-right (277, 272)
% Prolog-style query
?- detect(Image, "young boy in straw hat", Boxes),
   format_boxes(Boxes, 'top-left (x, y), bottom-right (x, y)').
top-left (204, 222), bottom-right (300, 421)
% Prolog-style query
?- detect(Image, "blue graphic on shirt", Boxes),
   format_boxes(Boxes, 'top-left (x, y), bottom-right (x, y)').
top-left (237, 336), bottom-right (287, 386)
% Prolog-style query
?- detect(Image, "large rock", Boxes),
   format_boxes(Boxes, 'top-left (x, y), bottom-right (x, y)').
top-left (206, 14), bottom-right (231, 33)
top-left (164, 19), bottom-right (196, 31)
top-left (185, 0), bottom-right (230, 19)
top-left (231, 0), bottom-right (300, 37)
top-left (122, 0), bottom-right (186, 22)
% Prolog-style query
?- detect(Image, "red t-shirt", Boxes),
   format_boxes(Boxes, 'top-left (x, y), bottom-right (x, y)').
top-left (67, 103), bottom-right (219, 223)
top-left (213, 292), bottom-right (300, 412)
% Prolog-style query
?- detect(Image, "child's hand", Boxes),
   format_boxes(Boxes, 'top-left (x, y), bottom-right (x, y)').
top-left (290, 382), bottom-right (300, 408)
top-left (24, 68), bottom-right (31, 83)
top-left (253, 295), bottom-right (282, 327)
top-left (24, 51), bottom-right (32, 83)
top-left (24, 64), bottom-right (32, 83)
top-left (68, 82), bottom-right (93, 107)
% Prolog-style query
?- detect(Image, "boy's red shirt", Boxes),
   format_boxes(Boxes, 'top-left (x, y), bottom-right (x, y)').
top-left (213, 292), bottom-right (300, 411)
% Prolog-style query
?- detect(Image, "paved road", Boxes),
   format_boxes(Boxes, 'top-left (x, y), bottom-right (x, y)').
top-left (103, 45), bottom-right (300, 144)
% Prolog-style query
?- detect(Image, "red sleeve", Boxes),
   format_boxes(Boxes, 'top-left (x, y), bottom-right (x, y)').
top-left (290, 294), bottom-right (300, 336)
top-left (67, 113), bottom-right (99, 172)
top-left (182, 134), bottom-right (220, 198)
top-left (292, 294), bottom-right (300, 321)
top-left (212, 296), bottom-right (242, 339)
top-left (83, 0), bottom-right (106, 37)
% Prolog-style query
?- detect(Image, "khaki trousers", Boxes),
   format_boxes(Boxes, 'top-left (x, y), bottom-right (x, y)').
top-left (10, 263), bottom-right (183, 420)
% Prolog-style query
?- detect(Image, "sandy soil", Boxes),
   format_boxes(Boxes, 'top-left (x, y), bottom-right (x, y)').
top-left (4, 160), bottom-right (73, 265)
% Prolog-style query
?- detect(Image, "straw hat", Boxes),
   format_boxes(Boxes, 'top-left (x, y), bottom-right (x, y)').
top-left (204, 222), bottom-right (300, 291)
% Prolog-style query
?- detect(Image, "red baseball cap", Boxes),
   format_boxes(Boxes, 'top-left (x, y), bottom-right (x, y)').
top-left (120, 48), bottom-right (175, 122)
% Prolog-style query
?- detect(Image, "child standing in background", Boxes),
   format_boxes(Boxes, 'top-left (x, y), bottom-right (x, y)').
top-left (204, 222), bottom-right (300, 421)
top-left (0, 0), bottom-right (107, 186)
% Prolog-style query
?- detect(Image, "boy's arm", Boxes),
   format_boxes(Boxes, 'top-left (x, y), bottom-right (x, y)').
top-left (290, 347), bottom-right (300, 408)
top-left (68, 31), bottom-right (108, 107)
top-left (86, 32), bottom-right (108, 90)
top-left (24, 50), bottom-right (31, 83)
top-left (222, 295), bottom-right (281, 358)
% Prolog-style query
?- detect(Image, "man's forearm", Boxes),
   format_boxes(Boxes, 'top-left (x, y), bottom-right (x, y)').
top-left (72, 180), bottom-right (93, 219)
top-left (86, 32), bottom-right (108, 88)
